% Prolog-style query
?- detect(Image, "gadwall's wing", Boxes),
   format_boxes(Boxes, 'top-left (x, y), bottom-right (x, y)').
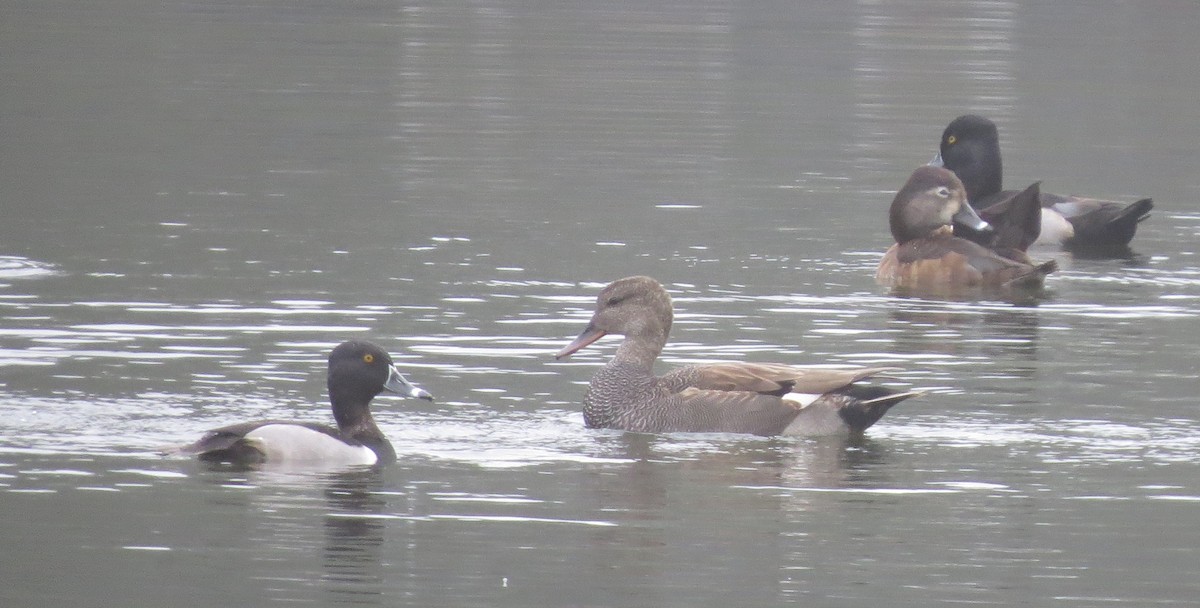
top-left (645, 364), bottom-right (917, 436)
top-left (662, 363), bottom-right (897, 397)
top-left (665, 381), bottom-right (920, 437)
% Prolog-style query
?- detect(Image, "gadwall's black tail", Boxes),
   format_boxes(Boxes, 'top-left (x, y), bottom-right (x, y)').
top-left (834, 385), bottom-right (924, 434)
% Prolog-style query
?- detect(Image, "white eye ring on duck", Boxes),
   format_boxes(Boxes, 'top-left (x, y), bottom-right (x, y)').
top-left (935, 186), bottom-right (952, 199)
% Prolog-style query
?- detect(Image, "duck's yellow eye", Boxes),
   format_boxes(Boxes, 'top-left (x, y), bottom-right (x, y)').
top-left (363, 354), bottom-right (375, 364)
top-left (947, 135), bottom-right (957, 145)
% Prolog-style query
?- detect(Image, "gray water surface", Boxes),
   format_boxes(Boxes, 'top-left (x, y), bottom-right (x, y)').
top-left (3, 1), bottom-right (1200, 606)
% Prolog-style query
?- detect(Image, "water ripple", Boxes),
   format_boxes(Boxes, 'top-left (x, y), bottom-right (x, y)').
top-left (0, 256), bottom-right (58, 280)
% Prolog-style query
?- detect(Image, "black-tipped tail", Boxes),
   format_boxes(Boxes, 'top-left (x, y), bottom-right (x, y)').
top-left (1068, 198), bottom-right (1153, 248)
top-left (835, 385), bottom-right (924, 434)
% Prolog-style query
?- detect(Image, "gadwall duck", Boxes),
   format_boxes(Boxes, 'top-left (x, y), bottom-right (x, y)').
top-left (555, 276), bottom-right (920, 436)
top-left (877, 166), bottom-right (1057, 290)
top-left (174, 340), bottom-right (433, 467)
top-left (933, 114), bottom-right (1153, 252)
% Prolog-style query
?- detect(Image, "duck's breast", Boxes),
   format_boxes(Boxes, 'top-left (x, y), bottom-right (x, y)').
top-left (878, 241), bottom-right (982, 288)
top-left (1035, 207), bottom-right (1075, 245)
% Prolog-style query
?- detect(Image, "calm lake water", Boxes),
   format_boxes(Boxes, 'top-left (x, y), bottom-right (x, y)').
top-left (3, 1), bottom-right (1200, 606)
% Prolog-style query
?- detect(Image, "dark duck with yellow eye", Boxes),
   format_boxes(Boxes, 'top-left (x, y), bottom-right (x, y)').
top-left (933, 114), bottom-right (1152, 253)
top-left (172, 340), bottom-right (433, 468)
top-left (877, 166), bottom-right (1057, 291)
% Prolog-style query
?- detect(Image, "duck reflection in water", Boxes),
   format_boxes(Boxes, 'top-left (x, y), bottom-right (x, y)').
top-left (323, 469), bottom-right (387, 604)
top-left (885, 299), bottom-right (1043, 409)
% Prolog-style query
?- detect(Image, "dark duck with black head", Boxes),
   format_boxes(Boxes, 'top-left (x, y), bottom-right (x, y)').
top-left (555, 276), bottom-right (921, 437)
top-left (173, 340), bottom-right (433, 468)
top-left (877, 166), bottom-right (1057, 291)
top-left (933, 114), bottom-right (1153, 252)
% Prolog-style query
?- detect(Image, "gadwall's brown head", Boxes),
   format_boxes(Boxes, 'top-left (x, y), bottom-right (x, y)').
top-left (555, 276), bottom-right (674, 359)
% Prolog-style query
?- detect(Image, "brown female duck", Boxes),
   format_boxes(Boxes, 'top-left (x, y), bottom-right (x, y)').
top-left (555, 276), bottom-right (919, 436)
top-left (877, 166), bottom-right (1057, 291)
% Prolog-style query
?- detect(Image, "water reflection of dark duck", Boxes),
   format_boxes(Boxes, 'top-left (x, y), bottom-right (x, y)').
top-left (172, 340), bottom-right (433, 468)
top-left (933, 114), bottom-right (1153, 253)
top-left (323, 469), bottom-right (387, 603)
top-left (604, 432), bottom-right (894, 502)
top-left (556, 276), bottom-right (921, 437)
top-left (779, 435), bottom-right (896, 491)
top-left (884, 302), bottom-right (1042, 406)
top-left (877, 166), bottom-right (1057, 294)
top-left (886, 303), bottom-right (1041, 361)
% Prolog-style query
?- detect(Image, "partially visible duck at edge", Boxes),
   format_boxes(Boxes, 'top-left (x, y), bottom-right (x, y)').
top-left (555, 276), bottom-right (921, 437)
top-left (877, 166), bottom-right (1058, 292)
top-left (172, 340), bottom-right (433, 468)
top-left (933, 114), bottom-right (1153, 253)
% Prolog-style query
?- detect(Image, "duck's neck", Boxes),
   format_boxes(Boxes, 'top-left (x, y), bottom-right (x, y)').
top-left (331, 399), bottom-right (373, 432)
top-left (612, 328), bottom-right (667, 372)
top-left (966, 141), bottom-right (1003, 200)
top-left (329, 398), bottom-right (396, 463)
top-left (329, 387), bottom-right (383, 437)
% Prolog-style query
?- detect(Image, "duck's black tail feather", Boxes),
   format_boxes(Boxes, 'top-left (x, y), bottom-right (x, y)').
top-left (1072, 198), bottom-right (1153, 248)
top-left (1108, 197), bottom-right (1154, 233)
top-left (835, 385), bottom-right (924, 433)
